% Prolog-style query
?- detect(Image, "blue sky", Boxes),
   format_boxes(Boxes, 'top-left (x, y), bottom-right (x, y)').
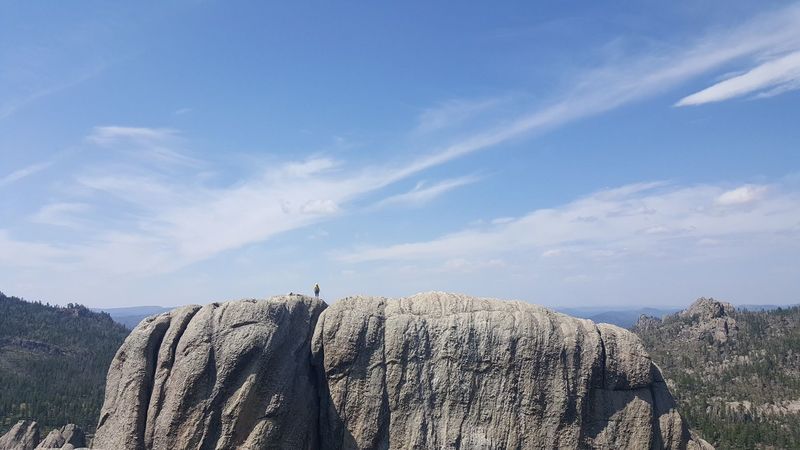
top-left (1, 1), bottom-right (799, 308)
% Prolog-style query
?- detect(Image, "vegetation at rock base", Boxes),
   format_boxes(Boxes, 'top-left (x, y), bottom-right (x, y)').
top-left (634, 299), bottom-right (800, 449)
top-left (0, 291), bottom-right (129, 435)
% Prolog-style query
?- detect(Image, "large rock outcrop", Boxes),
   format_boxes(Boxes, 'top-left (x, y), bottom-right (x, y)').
top-left (34, 424), bottom-right (85, 449)
top-left (93, 295), bottom-right (326, 450)
top-left (94, 292), bottom-right (711, 449)
top-left (636, 297), bottom-right (739, 345)
top-left (312, 293), bottom-right (710, 449)
top-left (0, 420), bottom-right (40, 450)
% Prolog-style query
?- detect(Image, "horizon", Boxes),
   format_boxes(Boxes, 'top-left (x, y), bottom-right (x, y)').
top-left (4, 288), bottom-right (797, 312)
top-left (2, 2), bottom-right (799, 308)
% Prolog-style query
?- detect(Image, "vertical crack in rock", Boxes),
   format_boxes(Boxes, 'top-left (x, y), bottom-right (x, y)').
top-left (138, 317), bottom-right (170, 448)
top-left (145, 305), bottom-right (201, 448)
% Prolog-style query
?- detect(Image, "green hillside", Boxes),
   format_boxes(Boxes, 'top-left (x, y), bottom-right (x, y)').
top-left (634, 298), bottom-right (800, 449)
top-left (0, 291), bottom-right (129, 435)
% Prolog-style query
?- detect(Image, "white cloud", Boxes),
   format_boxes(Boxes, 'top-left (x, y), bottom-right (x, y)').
top-left (87, 126), bottom-right (178, 145)
top-left (716, 184), bottom-right (768, 206)
top-left (373, 175), bottom-right (481, 209)
top-left (442, 257), bottom-right (507, 273)
top-left (676, 51), bottom-right (800, 106)
top-left (541, 249), bottom-right (564, 258)
top-left (300, 199), bottom-right (340, 215)
top-left (340, 181), bottom-right (800, 263)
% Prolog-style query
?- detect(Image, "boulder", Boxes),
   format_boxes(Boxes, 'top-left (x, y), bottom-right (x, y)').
top-left (93, 295), bottom-right (326, 450)
top-left (34, 424), bottom-right (85, 449)
top-left (0, 420), bottom-right (40, 450)
top-left (312, 292), bottom-right (711, 449)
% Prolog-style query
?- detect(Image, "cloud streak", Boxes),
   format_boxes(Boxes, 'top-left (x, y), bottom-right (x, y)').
top-left (87, 125), bottom-right (199, 167)
top-left (677, 51), bottom-right (800, 106)
top-left (389, 3), bottom-right (800, 178)
top-left (0, 161), bottom-right (54, 187)
top-left (340, 181), bottom-right (800, 264)
top-left (415, 98), bottom-right (504, 133)
top-left (6, 3), bottom-right (800, 284)
top-left (372, 175), bottom-right (482, 209)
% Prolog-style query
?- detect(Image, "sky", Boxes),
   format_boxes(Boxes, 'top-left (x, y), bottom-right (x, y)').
top-left (1, 1), bottom-right (799, 308)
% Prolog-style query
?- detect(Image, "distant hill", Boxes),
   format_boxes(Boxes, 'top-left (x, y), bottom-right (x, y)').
top-left (634, 298), bottom-right (800, 449)
top-left (0, 291), bottom-right (129, 435)
top-left (555, 306), bottom-right (680, 328)
top-left (93, 305), bottom-right (173, 329)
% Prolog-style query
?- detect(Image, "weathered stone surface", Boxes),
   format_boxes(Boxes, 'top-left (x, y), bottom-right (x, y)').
top-left (93, 291), bottom-right (710, 449)
top-left (679, 297), bottom-right (738, 344)
top-left (312, 292), bottom-right (710, 449)
top-left (93, 295), bottom-right (326, 450)
top-left (34, 424), bottom-right (85, 449)
top-left (0, 420), bottom-right (40, 450)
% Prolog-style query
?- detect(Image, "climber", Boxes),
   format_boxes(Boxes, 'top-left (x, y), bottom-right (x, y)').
top-left (314, 283), bottom-right (320, 298)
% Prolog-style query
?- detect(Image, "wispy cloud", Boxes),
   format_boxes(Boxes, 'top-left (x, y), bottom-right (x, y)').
top-left (0, 161), bottom-right (54, 187)
top-left (30, 202), bottom-right (92, 228)
top-left (0, 64), bottom-right (106, 121)
top-left (0, 231), bottom-right (70, 268)
top-left (340, 181), bottom-right (800, 264)
top-left (387, 4), bottom-right (800, 178)
top-left (676, 50), bottom-right (800, 106)
top-left (87, 126), bottom-right (178, 145)
top-left (6, 3), bottom-right (800, 284)
top-left (87, 126), bottom-right (199, 167)
top-left (373, 175), bottom-right (482, 209)
top-left (415, 98), bottom-right (504, 133)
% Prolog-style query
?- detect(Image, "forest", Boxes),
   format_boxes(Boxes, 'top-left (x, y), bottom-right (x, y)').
top-left (0, 292), bottom-right (129, 435)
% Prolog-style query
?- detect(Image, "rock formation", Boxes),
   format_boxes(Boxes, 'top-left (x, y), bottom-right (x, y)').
top-left (94, 292), bottom-right (712, 449)
top-left (34, 424), bottom-right (85, 449)
top-left (93, 295), bottom-right (326, 450)
top-left (312, 292), bottom-right (710, 449)
top-left (0, 420), bottom-right (40, 450)
top-left (638, 297), bottom-right (738, 345)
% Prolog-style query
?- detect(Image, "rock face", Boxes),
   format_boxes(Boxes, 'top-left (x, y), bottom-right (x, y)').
top-left (0, 420), bottom-right (40, 450)
top-left (680, 297), bottom-right (733, 319)
top-left (34, 424), bottom-right (85, 449)
top-left (95, 292), bottom-right (711, 449)
top-left (636, 298), bottom-right (737, 345)
top-left (93, 295), bottom-right (326, 450)
top-left (312, 292), bottom-right (711, 449)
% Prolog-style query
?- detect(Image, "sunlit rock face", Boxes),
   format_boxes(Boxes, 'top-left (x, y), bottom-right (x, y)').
top-left (35, 424), bottom-right (86, 449)
top-left (94, 295), bottom-right (325, 450)
top-left (312, 292), bottom-right (712, 449)
top-left (0, 420), bottom-right (40, 450)
top-left (94, 292), bottom-right (712, 450)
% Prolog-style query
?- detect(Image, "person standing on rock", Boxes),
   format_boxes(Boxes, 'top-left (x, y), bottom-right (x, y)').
top-left (314, 283), bottom-right (320, 298)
